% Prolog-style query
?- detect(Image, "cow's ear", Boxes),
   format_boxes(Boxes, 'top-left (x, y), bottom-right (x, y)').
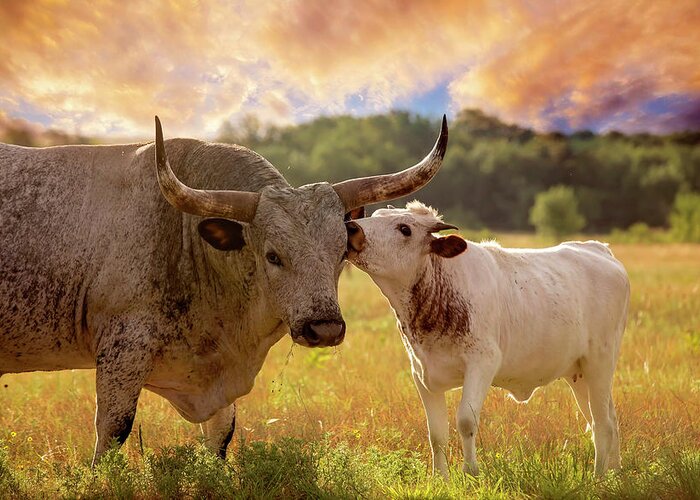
top-left (198, 218), bottom-right (246, 251)
top-left (344, 206), bottom-right (365, 221)
top-left (430, 235), bottom-right (467, 258)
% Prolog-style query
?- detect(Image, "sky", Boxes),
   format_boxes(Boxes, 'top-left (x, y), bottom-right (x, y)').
top-left (0, 0), bottom-right (699, 139)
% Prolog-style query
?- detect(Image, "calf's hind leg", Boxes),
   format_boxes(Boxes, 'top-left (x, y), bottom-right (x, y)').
top-left (585, 366), bottom-right (620, 475)
top-left (606, 397), bottom-right (621, 469)
top-left (565, 375), bottom-right (592, 431)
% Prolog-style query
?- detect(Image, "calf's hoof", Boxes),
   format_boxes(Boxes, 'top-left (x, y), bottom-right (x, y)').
top-left (462, 462), bottom-right (479, 476)
top-left (435, 468), bottom-right (450, 481)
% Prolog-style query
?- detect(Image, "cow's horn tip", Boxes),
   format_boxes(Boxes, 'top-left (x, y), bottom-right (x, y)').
top-left (436, 115), bottom-right (448, 157)
top-left (155, 116), bottom-right (164, 143)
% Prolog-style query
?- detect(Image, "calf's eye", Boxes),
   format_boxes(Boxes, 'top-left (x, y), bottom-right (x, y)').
top-left (398, 224), bottom-right (412, 237)
top-left (266, 251), bottom-right (283, 266)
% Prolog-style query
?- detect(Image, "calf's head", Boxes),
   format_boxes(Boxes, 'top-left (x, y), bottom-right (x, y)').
top-left (347, 201), bottom-right (467, 280)
top-left (154, 117), bottom-right (448, 347)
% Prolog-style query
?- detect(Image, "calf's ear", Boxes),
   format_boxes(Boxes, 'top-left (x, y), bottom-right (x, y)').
top-left (198, 218), bottom-right (246, 251)
top-left (344, 206), bottom-right (365, 221)
top-left (430, 235), bottom-right (467, 258)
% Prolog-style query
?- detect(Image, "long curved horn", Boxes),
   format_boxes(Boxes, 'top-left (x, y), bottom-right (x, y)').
top-left (332, 115), bottom-right (448, 211)
top-left (154, 116), bottom-right (259, 222)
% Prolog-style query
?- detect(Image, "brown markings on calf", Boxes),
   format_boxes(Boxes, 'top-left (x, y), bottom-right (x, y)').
top-left (408, 255), bottom-right (471, 341)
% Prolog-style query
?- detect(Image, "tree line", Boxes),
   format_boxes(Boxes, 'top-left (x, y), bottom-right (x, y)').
top-left (217, 109), bottom-right (700, 233)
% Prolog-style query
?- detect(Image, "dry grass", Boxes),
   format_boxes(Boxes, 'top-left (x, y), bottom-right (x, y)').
top-left (1, 239), bottom-right (699, 498)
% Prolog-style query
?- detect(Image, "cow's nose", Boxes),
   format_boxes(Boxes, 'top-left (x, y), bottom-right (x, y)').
top-left (346, 221), bottom-right (365, 252)
top-left (302, 320), bottom-right (346, 347)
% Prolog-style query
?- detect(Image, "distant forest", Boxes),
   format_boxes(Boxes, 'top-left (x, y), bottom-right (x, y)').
top-left (217, 110), bottom-right (700, 232)
top-left (3, 109), bottom-right (699, 232)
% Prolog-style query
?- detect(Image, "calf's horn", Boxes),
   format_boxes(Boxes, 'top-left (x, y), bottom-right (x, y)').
top-left (154, 116), bottom-right (259, 222)
top-left (332, 115), bottom-right (448, 211)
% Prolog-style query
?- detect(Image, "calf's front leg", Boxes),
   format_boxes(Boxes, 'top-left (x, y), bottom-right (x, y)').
top-left (457, 361), bottom-right (497, 476)
top-left (201, 403), bottom-right (237, 458)
top-left (412, 373), bottom-right (449, 478)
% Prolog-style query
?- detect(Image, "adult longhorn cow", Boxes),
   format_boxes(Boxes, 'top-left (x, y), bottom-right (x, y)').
top-left (0, 115), bottom-right (448, 464)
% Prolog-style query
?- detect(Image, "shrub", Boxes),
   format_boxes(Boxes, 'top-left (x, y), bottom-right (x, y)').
top-left (669, 192), bottom-right (700, 242)
top-left (233, 438), bottom-right (323, 498)
top-left (529, 186), bottom-right (586, 238)
top-left (609, 222), bottom-right (667, 243)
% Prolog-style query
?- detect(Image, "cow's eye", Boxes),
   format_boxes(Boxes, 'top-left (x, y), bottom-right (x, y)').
top-left (398, 224), bottom-right (412, 237)
top-left (266, 251), bottom-right (283, 266)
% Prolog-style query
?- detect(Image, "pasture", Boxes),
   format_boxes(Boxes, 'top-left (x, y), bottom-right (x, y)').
top-left (1, 238), bottom-right (699, 499)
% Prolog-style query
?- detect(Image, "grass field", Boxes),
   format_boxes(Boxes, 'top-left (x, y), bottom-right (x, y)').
top-left (1, 238), bottom-right (699, 498)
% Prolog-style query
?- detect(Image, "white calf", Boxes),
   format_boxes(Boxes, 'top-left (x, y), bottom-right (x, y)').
top-left (346, 202), bottom-right (629, 478)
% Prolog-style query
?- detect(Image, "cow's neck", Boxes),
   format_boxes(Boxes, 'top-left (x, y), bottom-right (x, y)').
top-left (149, 229), bottom-right (285, 404)
top-left (171, 224), bottom-right (282, 355)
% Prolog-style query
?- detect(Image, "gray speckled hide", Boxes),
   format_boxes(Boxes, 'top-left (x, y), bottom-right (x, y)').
top-left (0, 138), bottom-right (348, 463)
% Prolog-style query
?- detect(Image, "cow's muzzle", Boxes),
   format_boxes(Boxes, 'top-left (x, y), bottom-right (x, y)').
top-left (295, 320), bottom-right (346, 348)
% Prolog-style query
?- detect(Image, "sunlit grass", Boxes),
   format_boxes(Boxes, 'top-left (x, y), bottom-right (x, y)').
top-left (1, 239), bottom-right (699, 498)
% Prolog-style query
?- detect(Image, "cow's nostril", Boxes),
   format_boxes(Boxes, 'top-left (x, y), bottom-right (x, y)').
top-left (334, 324), bottom-right (346, 345)
top-left (302, 322), bottom-right (321, 345)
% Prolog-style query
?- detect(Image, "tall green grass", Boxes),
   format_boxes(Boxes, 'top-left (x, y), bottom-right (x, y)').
top-left (1, 437), bottom-right (699, 499)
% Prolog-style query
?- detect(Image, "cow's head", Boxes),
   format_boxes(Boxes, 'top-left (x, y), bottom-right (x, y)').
top-left (346, 201), bottom-right (467, 280)
top-left (154, 117), bottom-right (447, 347)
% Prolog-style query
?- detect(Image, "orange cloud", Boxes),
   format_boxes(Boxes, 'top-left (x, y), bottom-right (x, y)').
top-left (255, 0), bottom-right (531, 108)
top-left (449, 0), bottom-right (700, 131)
top-left (0, 0), bottom-right (698, 136)
top-left (0, 1), bottom-right (269, 137)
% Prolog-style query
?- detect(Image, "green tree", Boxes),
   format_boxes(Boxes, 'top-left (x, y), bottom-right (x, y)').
top-left (529, 186), bottom-right (586, 238)
top-left (212, 109), bottom-right (700, 232)
top-left (669, 192), bottom-right (700, 242)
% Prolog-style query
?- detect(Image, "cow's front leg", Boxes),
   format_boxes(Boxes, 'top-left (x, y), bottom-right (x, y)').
top-left (93, 322), bottom-right (154, 466)
top-left (201, 403), bottom-right (237, 458)
top-left (457, 359), bottom-right (498, 476)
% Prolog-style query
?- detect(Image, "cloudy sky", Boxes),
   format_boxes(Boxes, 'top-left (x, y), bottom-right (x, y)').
top-left (1, 0), bottom-right (699, 138)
